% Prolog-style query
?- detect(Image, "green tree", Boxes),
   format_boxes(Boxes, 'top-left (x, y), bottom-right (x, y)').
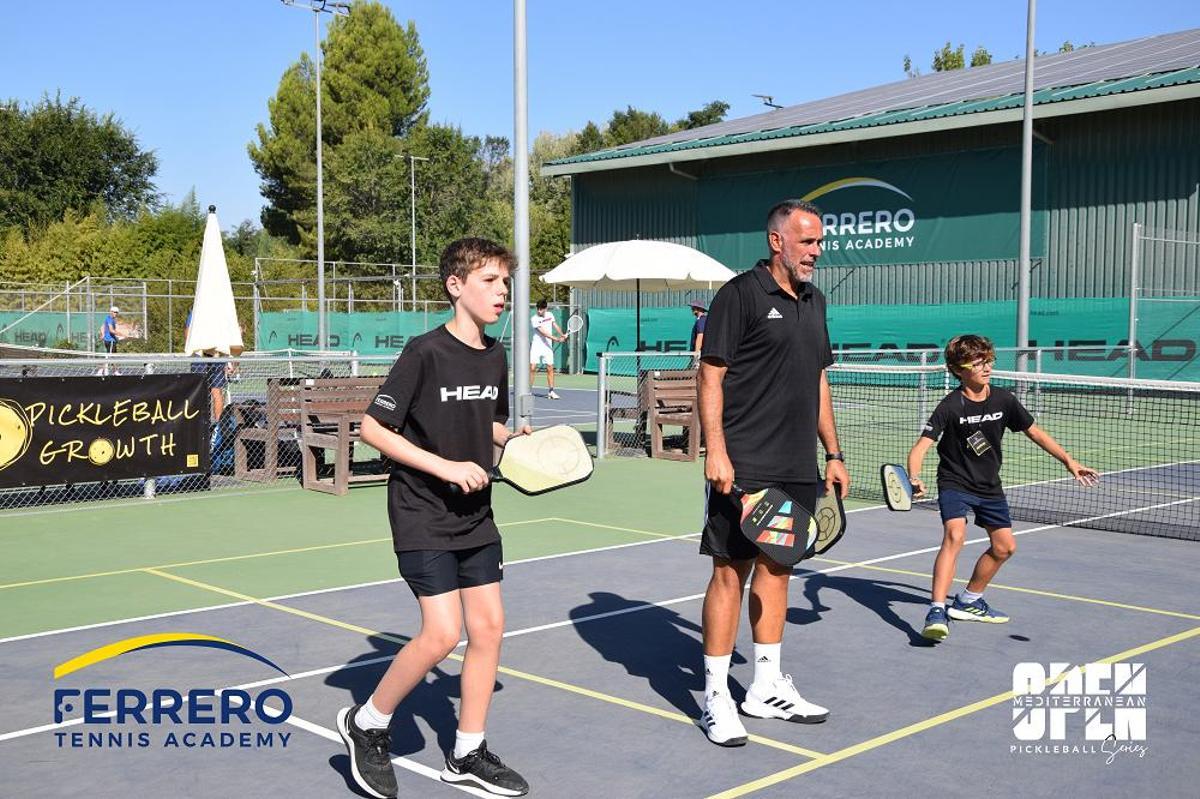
top-left (970, 46), bottom-right (993, 67)
top-left (675, 100), bottom-right (730, 130)
top-left (248, 0), bottom-right (429, 245)
top-left (932, 42), bottom-right (966, 71)
top-left (0, 94), bottom-right (159, 231)
top-left (604, 106), bottom-right (671, 147)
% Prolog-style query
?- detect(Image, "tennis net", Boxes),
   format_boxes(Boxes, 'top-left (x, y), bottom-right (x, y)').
top-left (827, 364), bottom-right (1200, 541)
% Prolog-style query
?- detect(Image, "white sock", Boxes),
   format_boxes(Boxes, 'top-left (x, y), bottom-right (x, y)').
top-left (454, 729), bottom-right (485, 759)
top-left (960, 589), bottom-right (983, 604)
top-left (355, 696), bottom-right (392, 731)
top-left (703, 654), bottom-right (731, 697)
top-left (930, 601), bottom-right (946, 610)
top-left (752, 642), bottom-right (782, 686)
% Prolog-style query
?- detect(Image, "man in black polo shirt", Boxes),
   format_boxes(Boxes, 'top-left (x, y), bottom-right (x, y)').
top-left (696, 199), bottom-right (850, 747)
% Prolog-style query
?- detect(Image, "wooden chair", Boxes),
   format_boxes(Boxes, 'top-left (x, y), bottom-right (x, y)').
top-left (298, 376), bottom-right (389, 495)
top-left (234, 377), bottom-right (303, 482)
top-left (647, 369), bottom-right (700, 461)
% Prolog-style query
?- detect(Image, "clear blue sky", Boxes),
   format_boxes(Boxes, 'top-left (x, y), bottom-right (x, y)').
top-left (5, 1), bottom-right (1198, 228)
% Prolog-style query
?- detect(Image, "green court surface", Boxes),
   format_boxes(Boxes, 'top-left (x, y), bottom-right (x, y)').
top-left (2, 458), bottom-right (871, 639)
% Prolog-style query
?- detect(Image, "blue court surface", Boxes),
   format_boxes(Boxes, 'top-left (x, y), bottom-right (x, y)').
top-left (0, 456), bottom-right (1196, 798)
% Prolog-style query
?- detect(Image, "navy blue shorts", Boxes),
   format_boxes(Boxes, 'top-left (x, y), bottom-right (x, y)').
top-left (938, 488), bottom-right (1012, 529)
top-left (395, 542), bottom-right (503, 598)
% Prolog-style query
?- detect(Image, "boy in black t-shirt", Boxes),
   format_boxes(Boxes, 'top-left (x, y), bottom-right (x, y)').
top-left (336, 238), bottom-right (531, 798)
top-left (907, 335), bottom-right (1098, 642)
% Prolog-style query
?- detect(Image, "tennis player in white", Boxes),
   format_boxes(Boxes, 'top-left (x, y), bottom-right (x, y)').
top-left (529, 299), bottom-right (565, 399)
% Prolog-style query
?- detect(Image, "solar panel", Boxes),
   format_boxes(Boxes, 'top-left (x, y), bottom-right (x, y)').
top-left (615, 28), bottom-right (1200, 152)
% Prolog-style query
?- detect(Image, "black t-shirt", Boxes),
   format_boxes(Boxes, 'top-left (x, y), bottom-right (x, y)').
top-left (701, 261), bottom-right (834, 482)
top-left (365, 326), bottom-right (509, 551)
top-left (921, 385), bottom-right (1035, 498)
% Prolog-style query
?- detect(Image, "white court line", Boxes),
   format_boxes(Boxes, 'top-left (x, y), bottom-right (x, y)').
top-left (0, 499), bottom-right (1187, 747)
top-left (0, 531), bottom-right (697, 646)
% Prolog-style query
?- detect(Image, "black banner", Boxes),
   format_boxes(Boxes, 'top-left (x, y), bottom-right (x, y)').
top-left (0, 375), bottom-right (209, 488)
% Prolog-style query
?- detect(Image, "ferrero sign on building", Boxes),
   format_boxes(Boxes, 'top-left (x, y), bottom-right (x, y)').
top-left (0, 375), bottom-right (209, 488)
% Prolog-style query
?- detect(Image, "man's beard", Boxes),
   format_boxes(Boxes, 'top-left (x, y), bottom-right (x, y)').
top-left (781, 252), bottom-right (814, 284)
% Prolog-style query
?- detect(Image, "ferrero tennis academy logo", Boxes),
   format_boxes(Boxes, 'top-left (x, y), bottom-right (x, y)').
top-left (802, 177), bottom-right (917, 254)
top-left (1011, 662), bottom-right (1148, 763)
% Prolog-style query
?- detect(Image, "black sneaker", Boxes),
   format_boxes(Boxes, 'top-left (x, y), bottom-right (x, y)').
top-left (336, 705), bottom-right (398, 799)
top-left (441, 740), bottom-right (529, 796)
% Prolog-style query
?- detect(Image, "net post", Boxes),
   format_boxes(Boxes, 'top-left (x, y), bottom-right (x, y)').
top-left (1127, 222), bottom-right (1142, 416)
top-left (918, 350), bottom-right (928, 424)
top-left (596, 353), bottom-right (608, 458)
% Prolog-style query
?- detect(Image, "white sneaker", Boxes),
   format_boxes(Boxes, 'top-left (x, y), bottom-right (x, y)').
top-left (547, 389), bottom-right (560, 400)
top-left (700, 690), bottom-right (747, 746)
top-left (741, 674), bottom-right (829, 723)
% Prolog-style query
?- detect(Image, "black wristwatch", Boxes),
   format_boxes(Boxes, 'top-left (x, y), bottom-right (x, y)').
top-left (825, 452), bottom-right (845, 462)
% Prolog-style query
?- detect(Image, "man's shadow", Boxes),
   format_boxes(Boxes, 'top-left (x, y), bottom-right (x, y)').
top-left (789, 572), bottom-right (934, 647)
top-left (569, 591), bottom-right (747, 718)
top-left (324, 633), bottom-right (504, 796)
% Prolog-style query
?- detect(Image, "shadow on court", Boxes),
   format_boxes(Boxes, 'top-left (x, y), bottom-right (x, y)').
top-left (569, 591), bottom-right (747, 717)
top-left (323, 633), bottom-right (505, 761)
top-left (789, 572), bottom-right (933, 647)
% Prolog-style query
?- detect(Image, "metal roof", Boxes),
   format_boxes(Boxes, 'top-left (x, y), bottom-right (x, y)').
top-left (545, 27), bottom-right (1200, 176)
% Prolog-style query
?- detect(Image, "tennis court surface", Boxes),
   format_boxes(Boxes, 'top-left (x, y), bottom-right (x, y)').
top-left (2, 456), bottom-right (1196, 798)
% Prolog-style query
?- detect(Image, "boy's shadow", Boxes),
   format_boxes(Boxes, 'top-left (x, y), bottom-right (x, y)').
top-left (325, 633), bottom-right (504, 795)
top-left (569, 591), bottom-right (747, 718)
top-left (789, 572), bottom-right (934, 647)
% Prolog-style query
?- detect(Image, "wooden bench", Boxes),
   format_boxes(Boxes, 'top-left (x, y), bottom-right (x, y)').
top-left (234, 378), bottom-right (303, 482)
top-left (646, 369), bottom-right (700, 461)
top-left (605, 368), bottom-right (700, 461)
top-left (298, 376), bottom-right (388, 495)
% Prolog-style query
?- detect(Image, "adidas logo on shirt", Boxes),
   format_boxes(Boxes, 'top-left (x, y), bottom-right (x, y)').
top-left (766, 307), bottom-right (783, 319)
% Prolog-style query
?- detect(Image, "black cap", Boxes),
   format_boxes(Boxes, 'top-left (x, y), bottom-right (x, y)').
top-left (208, 205), bottom-right (216, 213)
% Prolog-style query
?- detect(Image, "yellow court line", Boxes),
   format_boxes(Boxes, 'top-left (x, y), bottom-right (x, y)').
top-left (0, 517), bottom-right (556, 591)
top-left (707, 625), bottom-right (1200, 799)
top-left (142, 567), bottom-right (824, 760)
top-left (549, 517), bottom-right (685, 540)
top-left (811, 557), bottom-right (1200, 621)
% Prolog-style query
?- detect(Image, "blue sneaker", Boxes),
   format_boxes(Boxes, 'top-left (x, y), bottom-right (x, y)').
top-left (921, 606), bottom-right (949, 641)
top-left (947, 595), bottom-right (1010, 623)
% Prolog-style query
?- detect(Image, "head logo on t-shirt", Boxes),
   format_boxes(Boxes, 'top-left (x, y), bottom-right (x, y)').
top-left (958, 411), bottom-right (1003, 425)
top-left (440, 385), bottom-right (500, 403)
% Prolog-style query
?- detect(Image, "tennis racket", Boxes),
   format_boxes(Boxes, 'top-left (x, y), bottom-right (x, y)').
top-left (553, 314), bottom-right (584, 348)
top-left (731, 484), bottom-right (818, 566)
top-left (811, 483), bottom-right (847, 555)
top-left (451, 424), bottom-right (593, 496)
top-left (881, 464), bottom-right (916, 511)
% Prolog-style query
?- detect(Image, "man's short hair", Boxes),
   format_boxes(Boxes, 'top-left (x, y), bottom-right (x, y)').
top-left (766, 200), bottom-right (823, 233)
top-left (536, 299), bottom-right (548, 311)
top-left (439, 237), bottom-right (515, 302)
top-left (944, 334), bottom-right (996, 378)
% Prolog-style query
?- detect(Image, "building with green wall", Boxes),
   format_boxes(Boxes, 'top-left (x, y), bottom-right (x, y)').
top-left (544, 28), bottom-right (1200, 380)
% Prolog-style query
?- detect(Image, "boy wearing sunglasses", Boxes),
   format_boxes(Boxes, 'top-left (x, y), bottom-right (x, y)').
top-left (907, 335), bottom-right (1098, 642)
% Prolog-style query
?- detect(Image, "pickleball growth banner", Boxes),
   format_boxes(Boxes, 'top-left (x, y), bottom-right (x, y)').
top-left (0, 375), bottom-right (209, 488)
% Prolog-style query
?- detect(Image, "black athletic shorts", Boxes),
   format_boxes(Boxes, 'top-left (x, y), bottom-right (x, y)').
top-left (395, 541), bottom-right (503, 598)
top-left (700, 480), bottom-right (819, 561)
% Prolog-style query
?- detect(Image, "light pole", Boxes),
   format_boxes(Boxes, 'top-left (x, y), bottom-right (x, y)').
top-left (281, 0), bottom-right (349, 349)
top-left (409, 155), bottom-right (429, 310)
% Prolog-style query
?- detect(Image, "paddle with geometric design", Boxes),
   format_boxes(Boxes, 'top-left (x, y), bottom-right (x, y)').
top-left (731, 483), bottom-right (819, 566)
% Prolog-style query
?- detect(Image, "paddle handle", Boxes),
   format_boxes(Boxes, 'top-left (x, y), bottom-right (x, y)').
top-left (447, 467), bottom-right (502, 495)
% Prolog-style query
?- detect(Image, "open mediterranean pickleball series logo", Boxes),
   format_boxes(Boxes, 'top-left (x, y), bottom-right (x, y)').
top-left (1011, 661), bottom-right (1148, 764)
top-left (52, 633), bottom-right (295, 751)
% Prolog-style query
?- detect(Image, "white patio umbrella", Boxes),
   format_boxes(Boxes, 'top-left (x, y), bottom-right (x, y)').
top-left (183, 205), bottom-right (244, 356)
top-left (539, 240), bottom-right (736, 349)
